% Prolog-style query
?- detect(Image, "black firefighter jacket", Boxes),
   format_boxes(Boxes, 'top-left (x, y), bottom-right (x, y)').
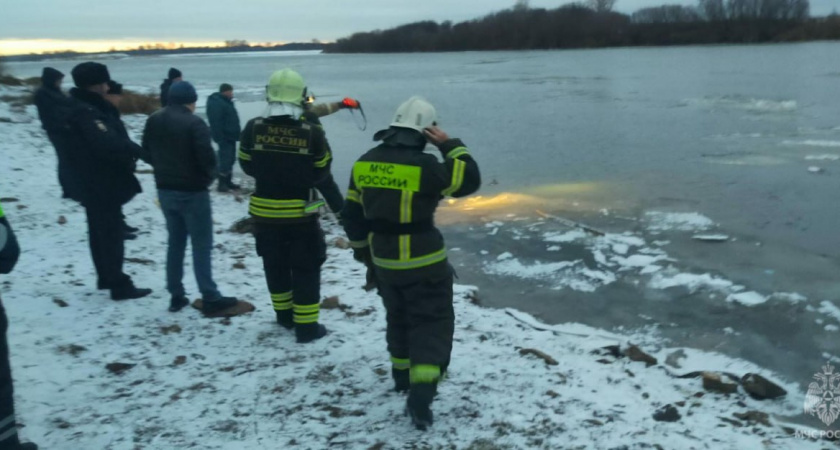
top-left (238, 114), bottom-right (332, 225)
top-left (64, 88), bottom-right (142, 208)
top-left (342, 131), bottom-right (480, 285)
top-left (206, 93), bottom-right (241, 144)
top-left (141, 105), bottom-right (217, 192)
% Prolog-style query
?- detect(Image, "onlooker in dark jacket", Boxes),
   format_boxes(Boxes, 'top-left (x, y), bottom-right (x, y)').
top-left (159, 67), bottom-right (182, 108)
top-left (34, 67), bottom-right (78, 200)
top-left (0, 199), bottom-right (38, 450)
top-left (206, 83), bottom-right (242, 192)
top-left (66, 62), bottom-right (152, 301)
top-left (141, 81), bottom-right (250, 316)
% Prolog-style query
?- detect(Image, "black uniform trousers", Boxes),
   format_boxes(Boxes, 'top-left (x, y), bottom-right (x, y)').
top-left (378, 273), bottom-right (454, 381)
top-left (254, 222), bottom-right (326, 324)
top-left (85, 203), bottom-right (130, 289)
top-left (0, 300), bottom-right (22, 448)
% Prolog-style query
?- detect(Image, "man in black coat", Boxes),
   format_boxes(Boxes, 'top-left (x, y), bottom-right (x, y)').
top-left (0, 201), bottom-right (37, 449)
top-left (159, 68), bottom-right (182, 108)
top-left (206, 83), bottom-right (241, 192)
top-left (66, 62), bottom-right (152, 301)
top-left (141, 81), bottom-right (248, 316)
top-left (34, 67), bottom-right (78, 200)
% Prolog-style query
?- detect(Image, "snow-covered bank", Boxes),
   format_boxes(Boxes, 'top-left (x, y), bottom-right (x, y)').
top-left (0, 93), bottom-right (831, 449)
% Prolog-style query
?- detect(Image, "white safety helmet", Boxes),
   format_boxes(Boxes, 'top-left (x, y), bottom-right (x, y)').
top-left (390, 96), bottom-right (437, 133)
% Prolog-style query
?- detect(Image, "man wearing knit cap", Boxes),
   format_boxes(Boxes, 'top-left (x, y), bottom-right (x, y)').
top-left (141, 81), bottom-right (252, 316)
top-left (159, 67), bottom-right (182, 108)
top-left (34, 67), bottom-right (78, 200)
top-left (65, 61), bottom-right (152, 300)
top-left (206, 83), bottom-right (242, 192)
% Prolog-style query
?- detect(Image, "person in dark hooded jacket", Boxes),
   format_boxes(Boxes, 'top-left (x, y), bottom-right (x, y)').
top-left (65, 62), bottom-right (152, 301)
top-left (206, 83), bottom-right (241, 192)
top-left (34, 67), bottom-right (78, 200)
top-left (159, 68), bottom-right (182, 108)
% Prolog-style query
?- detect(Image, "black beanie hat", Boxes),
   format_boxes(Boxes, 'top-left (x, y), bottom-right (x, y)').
top-left (71, 62), bottom-right (110, 88)
top-left (41, 67), bottom-right (64, 87)
top-left (219, 83), bottom-right (233, 93)
top-left (168, 68), bottom-right (182, 80)
top-left (168, 81), bottom-right (198, 105)
top-left (107, 80), bottom-right (123, 95)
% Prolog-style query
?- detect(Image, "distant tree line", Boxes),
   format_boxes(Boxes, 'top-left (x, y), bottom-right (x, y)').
top-left (327, 0), bottom-right (840, 53)
top-left (3, 42), bottom-right (327, 63)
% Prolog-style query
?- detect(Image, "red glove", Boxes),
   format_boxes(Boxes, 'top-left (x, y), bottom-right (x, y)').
top-left (341, 97), bottom-right (360, 109)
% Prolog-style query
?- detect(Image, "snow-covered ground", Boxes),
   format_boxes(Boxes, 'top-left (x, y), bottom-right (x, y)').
top-left (0, 88), bottom-right (833, 449)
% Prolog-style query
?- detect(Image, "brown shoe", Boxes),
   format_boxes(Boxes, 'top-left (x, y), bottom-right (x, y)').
top-left (192, 298), bottom-right (255, 318)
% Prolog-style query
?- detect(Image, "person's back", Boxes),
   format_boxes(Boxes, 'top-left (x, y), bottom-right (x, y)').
top-left (238, 69), bottom-right (333, 343)
top-left (341, 96), bottom-right (480, 431)
top-left (141, 81), bottom-right (248, 316)
top-left (143, 104), bottom-right (215, 192)
top-left (34, 67), bottom-right (79, 200)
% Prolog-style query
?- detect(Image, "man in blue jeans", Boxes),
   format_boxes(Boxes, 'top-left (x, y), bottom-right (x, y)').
top-left (141, 81), bottom-right (252, 316)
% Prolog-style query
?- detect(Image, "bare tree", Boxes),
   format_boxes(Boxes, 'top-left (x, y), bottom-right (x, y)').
top-left (588, 0), bottom-right (617, 12)
top-left (514, 0), bottom-right (530, 11)
top-left (699, 0), bottom-right (727, 20)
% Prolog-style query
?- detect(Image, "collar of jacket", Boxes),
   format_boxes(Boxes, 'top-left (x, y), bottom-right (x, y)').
top-left (374, 127), bottom-right (427, 149)
top-left (165, 104), bottom-right (193, 114)
top-left (70, 87), bottom-right (115, 114)
top-left (209, 92), bottom-right (232, 104)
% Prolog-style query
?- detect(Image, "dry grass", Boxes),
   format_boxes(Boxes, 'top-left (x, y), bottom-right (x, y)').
top-left (119, 90), bottom-right (160, 115)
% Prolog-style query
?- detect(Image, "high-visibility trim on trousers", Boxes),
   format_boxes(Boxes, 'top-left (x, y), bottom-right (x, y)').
top-left (271, 292), bottom-right (293, 311)
top-left (0, 414), bottom-right (17, 442)
top-left (390, 356), bottom-right (411, 371)
top-left (410, 364), bottom-right (441, 384)
top-left (293, 303), bottom-right (319, 324)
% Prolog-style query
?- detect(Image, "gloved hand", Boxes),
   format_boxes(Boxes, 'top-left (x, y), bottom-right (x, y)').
top-left (341, 97), bottom-right (361, 109)
top-left (352, 246), bottom-right (372, 264)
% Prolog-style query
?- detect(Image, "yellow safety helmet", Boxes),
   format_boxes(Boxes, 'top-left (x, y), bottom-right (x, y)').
top-left (266, 69), bottom-right (307, 105)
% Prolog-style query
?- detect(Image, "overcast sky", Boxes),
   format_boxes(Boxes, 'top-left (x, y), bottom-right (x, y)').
top-left (2, 0), bottom-right (836, 45)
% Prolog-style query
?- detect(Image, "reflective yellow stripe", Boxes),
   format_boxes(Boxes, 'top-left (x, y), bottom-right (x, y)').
top-left (399, 190), bottom-right (413, 224)
top-left (349, 240), bottom-right (369, 249)
top-left (249, 205), bottom-right (307, 218)
top-left (314, 152), bottom-right (332, 169)
top-left (446, 146), bottom-right (470, 160)
top-left (271, 292), bottom-right (293, 310)
top-left (410, 365), bottom-right (441, 384)
top-left (398, 235), bottom-right (410, 261)
top-left (304, 200), bottom-right (325, 213)
top-left (293, 304), bottom-right (319, 324)
top-left (391, 357), bottom-right (411, 370)
top-left (346, 189), bottom-right (361, 204)
top-left (251, 197), bottom-right (306, 208)
top-left (271, 292), bottom-right (292, 311)
top-left (442, 159), bottom-right (466, 196)
top-left (0, 203), bottom-right (4, 218)
top-left (373, 248), bottom-right (446, 271)
top-left (238, 149), bottom-right (252, 161)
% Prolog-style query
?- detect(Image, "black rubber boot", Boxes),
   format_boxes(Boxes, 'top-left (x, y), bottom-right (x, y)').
top-left (111, 285), bottom-right (152, 301)
top-left (202, 297), bottom-right (238, 314)
top-left (276, 310), bottom-right (293, 329)
top-left (169, 295), bottom-right (190, 312)
top-left (406, 383), bottom-right (436, 431)
top-left (392, 368), bottom-right (410, 393)
top-left (295, 323), bottom-right (327, 343)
